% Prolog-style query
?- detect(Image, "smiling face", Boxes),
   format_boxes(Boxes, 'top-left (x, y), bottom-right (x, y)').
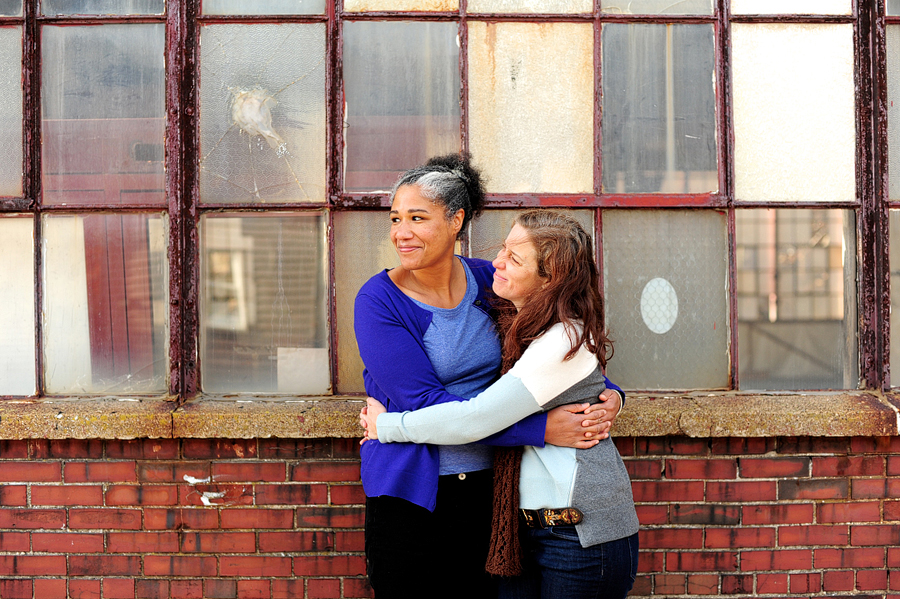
top-left (492, 223), bottom-right (548, 310)
top-left (389, 184), bottom-right (463, 272)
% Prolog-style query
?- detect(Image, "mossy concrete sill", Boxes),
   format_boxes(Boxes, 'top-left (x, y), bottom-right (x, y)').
top-left (0, 392), bottom-right (896, 440)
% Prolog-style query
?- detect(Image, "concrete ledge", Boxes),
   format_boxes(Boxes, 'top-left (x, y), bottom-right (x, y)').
top-left (0, 392), bottom-right (896, 440)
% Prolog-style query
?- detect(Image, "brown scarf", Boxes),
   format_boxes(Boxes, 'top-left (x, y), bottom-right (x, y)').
top-left (485, 446), bottom-right (524, 576)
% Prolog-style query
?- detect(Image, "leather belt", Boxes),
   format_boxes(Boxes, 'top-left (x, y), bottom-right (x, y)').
top-left (520, 507), bottom-right (583, 528)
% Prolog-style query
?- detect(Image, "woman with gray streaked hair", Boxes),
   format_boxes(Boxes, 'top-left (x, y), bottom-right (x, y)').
top-left (354, 153), bottom-right (625, 598)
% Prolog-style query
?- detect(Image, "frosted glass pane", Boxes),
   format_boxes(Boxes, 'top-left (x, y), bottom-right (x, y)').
top-left (200, 214), bottom-right (329, 395)
top-left (601, 24), bottom-right (717, 194)
top-left (890, 26), bottom-right (900, 201)
top-left (732, 24), bottom-right (855, 202)
top-left (0, 1), bottom-right (20, 15)
top-left (469, 209), bottom-right (593, 261)
top-left (199, 24), bottom-right (326, 203)
top-left (42, 25), bottom-right (165, 206)
top-left (601, 0), bottom-right (712, 14)
top-left (469, 22), bottom-right (593, 193)
top-left (736, 209), bottom-right (857, 390)
top-left (344, 0), bottom-right (458, 11)
top-left (603, 210), bottom-right (729, 390)
top-left (0, 27), bottom-right (22, 197)
top-left (0, 217), bottom-right (35, 396)
top-left (468, 0), bottom-right (591, 12)
top-left (890, 0), bottom-right (900, 15)
top-left (42, 0), bottom-right (163, 14)
top-left (333, 212), bottom-right (398, 394)
top-left (891, 211), bottom-right (900, 383)
top-left (731, 0), bottom-right (850, 14)
top-left (43, 214), bottom-right (168, 395)
top-left (343, 22), bottom-right (460, 192)
top-left (202, 0), bottom-right (325, 14)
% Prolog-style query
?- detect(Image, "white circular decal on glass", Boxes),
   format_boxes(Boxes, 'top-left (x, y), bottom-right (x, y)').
top-left (640, 277), bottom-right (678, 334)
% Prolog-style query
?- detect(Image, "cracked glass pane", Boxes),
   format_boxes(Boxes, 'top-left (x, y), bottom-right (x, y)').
top-left (42, 0), bottom-right (164, 14)
top-left (603, 210), bottom-right (729, 390)
top-left (732, 23), bottom-right (855, 202)
top-left (200, 214), bottom-right (329, 394)
top-left (468, 0), bottom-right (591, 12)
top-left (601, 0), bottom-right (712, 14)
top-left (0, 26), bottom-right (21, 196)
top-left (468, 21), bottom-right (593, 193)
top-left (343, 21), bottom-right (460, 192)
top-left (0, 217), bottom-right (35, 396)
top-left (889, 25), bottom-right (899, 200)
top-left (202, 0), bottom-right (325, 14)
top-left (43, 214), bottom-right (168, 395)
top-left (601, 23), bottom-right (717, 194)
top-left (731, 0), bottom-right (850, 14)
top-left (199, 24), bottom-right (326, 203)
top-left (736, 209), bottom-right (858, 390)
top-left (42, 24), bottom-right (166, 206)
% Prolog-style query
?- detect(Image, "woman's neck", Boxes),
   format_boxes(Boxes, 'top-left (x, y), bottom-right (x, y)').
top-left (390, 256), bottom-right (467, 309)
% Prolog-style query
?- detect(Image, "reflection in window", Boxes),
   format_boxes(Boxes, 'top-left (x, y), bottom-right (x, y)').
top-left (202, 0), bottom-right (326, 15)
top-left (736, 209), bottom-right (857, 390)
top-left (0, 26), bottom-right (22, 197)
top-left (0, 217), bottom-right (35, 396)
top-left (889, 26), bottom-right (899, 201)
top-left (42, 25), bottom-right (166, 206)
top-left (200, 214), bottom-right (328, 394)
top-left (601, 24), bottom-right (717, 194)
top-left (343, 21), bottom-right (460, 192)
top-left (199, 24), bottom-right (326, 203)
top-left (42, 0), bottom-right (164, 14)
top-left (43, 214), bottom-right (168, 394)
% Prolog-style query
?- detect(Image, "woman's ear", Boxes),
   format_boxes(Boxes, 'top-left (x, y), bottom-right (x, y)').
top-left (451, 209), bottom-right (465, 234)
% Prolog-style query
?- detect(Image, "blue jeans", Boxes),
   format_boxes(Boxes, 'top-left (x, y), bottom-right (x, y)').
top-left (499, 527), bottom-right (639, 599)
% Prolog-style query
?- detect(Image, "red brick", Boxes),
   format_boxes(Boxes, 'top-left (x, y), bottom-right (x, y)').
top-left (331, 484), bottom-right (366, 505)
top-left (44, 440), bottom-right (103, 459)
top-left (654, 574), bottom-right (686, 595)
top-left (0, 508), bottom-right (66, 529)
top-left (632, 481), bottom-right (705, 503)
top-left (778, 524), bottom-right (849, 546)
top-left (103, 578), bottom-right (135, 599)
top-left (170, 580), bottom-right (203, 599)
top-left (69, 556), bottom-right (141, 577)
top-left (70, 579), bottom-right (101, 599)
top-left (712, 437), bottom-right (774, 455)
top-left (291, 462), bottom-right (360, 482)
top-left (815, 547), bottom-right (886, 569)
top-left (0, 485), bottom-right (27, 506)
top-left (137, 462), bottom-right (210, 483)
top-left (0, 555), bottom-right (66, 575)
top-left (260, 531), bottom-right (334, 553)
top-left (64, 462), bottom-right (136, 483)
top-left (334, 530), bottom-right (363, 552)
top-left (144, 555), bottom-right (218, 577)
top-left (851, 524), bottom-right (900, 546)
top-left (666, 459), bottom-right (737, 479)
top-left (739, 457), bottom-right (809, 478)
top-left (32, 485), bottom-right (103, 506)
top-left (220, 556), bottom-right (292, 577)
top-left (790, 572), bottom-right (821, 594)
top-left (204, 579), bottom-right (237, 599)
top-left (179, 484), bottom-right (252, 507)
top-left (212, 462), bottom-right (285, 483)
top-left (106, 439), bottom-right (179, 460)
top-left (33, 532), bottom-right (104, 553)
top-left (296, 507), bottom-right (364, 528)
top-left (255, 484), bottom-right (327, 505)
top-left (179, 531), bottom-right (257, 553)
top-left (0, 462), bottom-right (61, 482)
top-left (671, 504), bottom-right (739, 525)
top-left (721, 574), bottom-right (753, 594)
top-left (221, 508), bottom-right (293, 529)
top-left (740, 550), bottom-right (812, 571)
top-left (891, 569), bottom-right (900, 591)
top-left (779, 437), bottom-right (848, 454)
top-left (307, 579), bottom-right (340, 599)
top-left (891, 546), bottom-right (900, 567)
top-left (853, 477), bottom-right (900, 498)
top-left (107, 532), bottom-right (179, 553)
top-left (757, 573), bottom-right (788, 594)
top-left (635, 505), bottom-right (668, 525)
top-left (271, 580), bottom-right (305, 599)
top-left (0, 440), bottom-right (30, 458)
top-left (0, 531), bottom-right (30, 551)
top-left (823, 570), bottom-right (855, 592)
top-left (887, 501), bottom-right (900, 521)
top-left (743, 503), bottom-right (813, 525)
top-left (624, 459), bottom-right (663, 479)
top-left (294, 555), bottom-right (366, 577)
top-left (0, 579), bottom-right (34, 599)
top-left (889, 455), bottom-right (900, 476)
top-left (851, 437), bottom-right (900, 453)
top-left (639, 528), bottom-right (703, 549)
top-left (34, 579), bottom-right (67, 599)
top-left (236, 580), bottom-right (269, 599)
top-left (630, 576), bottom-right (652, 596)
top-left (259, 439), bottom-right (333, 460)
top-left (687, 574), bottom-right (719, 595)
top-left (638, 551), bottom-right (664, 573)
top-left (612, 437), bottom-right (634, 456)
top-left (637, 436), bottom-right (708, 456)
top-left (106, 485), bottom-right (178, 506)
top-left (135, 580), bottom-right (169, 599)
top-left (705, 527), bottom-right (775, 548)
top-left (818, 501), bottom-right (881, 523)
top-left (858, 569), bottom-right (888, 591)
top-left (778, 478), bottom-right (848, 500)
top-left (666, 551), bottom-right (738, 572)
top-left (183, 439), bottom-right (258, 459)
top-left (69, 509), bottom-right (142, 530)
top-left (144, 508), bottom-right (219, 530)
top-left (342, 577), bottom-right (374, 599)
top-left (812, 455), bottom-right (884, 477)
top-left (707, 481), bottom-right (777, 502)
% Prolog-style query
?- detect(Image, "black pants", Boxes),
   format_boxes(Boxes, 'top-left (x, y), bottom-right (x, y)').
top-left (365, 469), bottom-right (498, 599)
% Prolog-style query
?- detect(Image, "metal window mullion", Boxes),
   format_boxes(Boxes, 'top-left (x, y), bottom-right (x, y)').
top-left (720, 0), bottom-right (739, 389)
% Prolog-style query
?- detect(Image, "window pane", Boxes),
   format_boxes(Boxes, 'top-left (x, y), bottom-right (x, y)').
top-left (344, 0), bottom-right (458, 11)
top-left (199, 24), bottom-right (326, 203)
top-left (469, 22), bottom-right (593, 193)
top-left (0, 217), bottom-right (35, 396)
top-left (202, 0), bottom-right (326, 15)
top-left (890, 0), bottom-right (900, 15)
top-left (43, 214), bottom-right (168, 395)
top-left (891, 211), bottom-right (900, 381)
top-left (343, 21), bottom-right (460, 192)
top-left (333, 211), bottom-right (398, 394)
top-left (736, 209), bottom-right (857, 390)
top-left (468, 0), bottom-right (591, 12)
top-left (0, 27), bottom-right (22, 197)
top-left (200, 214), bottom-right (328, 394)
top-left (42, 25), bottom-right (165, 206)
top-left (732, 24), bottom-right (855, 202)
top-left (889, 26), bottom-right (900, 201)
top-left (0, 1), bottom-right (20, 16)
top-left (601, 0), bottom-right (712, 15)
top-left (603, 210), bottom-right (729, 390)
top-left (42, 0), bottom-right (164, 14)
top-left (469, 209), bottom-right (593, 261)
top-left (601, 24), bottom-right (717, 194)
top-left (731, 0), bottom-right (851, 15)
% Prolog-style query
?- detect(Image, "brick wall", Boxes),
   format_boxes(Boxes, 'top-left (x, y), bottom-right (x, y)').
top-left (0, 436), bottom-right (897, 598)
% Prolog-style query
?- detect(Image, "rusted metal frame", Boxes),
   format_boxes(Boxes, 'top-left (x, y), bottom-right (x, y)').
top-left (199, 202), bottom-right (334, 211)
top-left (598, 13), bottom-right (717, 23)
top-left (195, 14), bottom-right (327, 24)
top-left (24, 0), bottom-right (42, 397)
top-left (719, 0), bottom-right (738, 389)
top-left (327, 0), bottom-right (341, 392)
top-left (873, 1), bottom-right (891, 387)
top-left (728, 13), bottom-right (857, 24)
top-left (593, 1), bottom-right (602, 199)
top-left (335, 192), bottom-right (733, 209)
top-left (39, 204), bottom-right (168, 212)
top-left (732, 200), bottom-right (861, 209)
top-left (34, 15), bottom-right (164, 24)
